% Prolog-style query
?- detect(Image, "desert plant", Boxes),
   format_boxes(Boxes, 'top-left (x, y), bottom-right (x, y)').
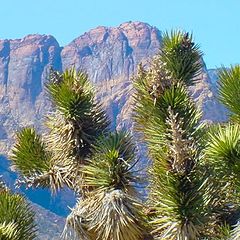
top-left (0, 180), bottom-right (36, 240)
top-left (11, 68), bottom-right (147, 240)
top-left (133, 31), bottom-right (215, 240)
top-left (213, 65), bottom-right (240, 239)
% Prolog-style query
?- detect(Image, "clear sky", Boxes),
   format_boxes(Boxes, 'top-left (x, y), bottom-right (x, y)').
top-left (1, 0), bottom-right (239, 69)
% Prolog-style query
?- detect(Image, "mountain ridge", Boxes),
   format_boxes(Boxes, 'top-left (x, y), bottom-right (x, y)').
top-left (0, 21), bottom-right (165, 154)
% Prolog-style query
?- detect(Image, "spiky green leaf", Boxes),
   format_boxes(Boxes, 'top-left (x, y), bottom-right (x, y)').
top-left (161, 31), bottom-right (203, 86)
top-left (11, 128), bottom-right (50, 177)
top-left (83, 131), bottom-right (141, 195)
top-left (46, 69), bottom-right (110, 159)
top-left (218, 65), bottom-right (240, 122)
top-left (0, 190), bottom-right (36, 240)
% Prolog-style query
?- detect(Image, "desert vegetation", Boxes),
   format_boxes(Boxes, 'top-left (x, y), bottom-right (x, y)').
top-left (2, 31), bottom-right (240, 239)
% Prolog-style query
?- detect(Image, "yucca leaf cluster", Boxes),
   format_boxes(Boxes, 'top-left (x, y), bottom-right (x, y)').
top-left (206, 65), bottom-right (240, 239)
top-left (0, 183), bottom-right (36, 240)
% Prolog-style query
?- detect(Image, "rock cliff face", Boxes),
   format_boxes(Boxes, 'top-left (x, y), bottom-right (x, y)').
top-left (0, 21), bottom-right (228, 155)
top-left (61, 21), bottom-right (162, 130)
top-left (0, 35), bottom-right (62, 153)
top-left (0, 21), bottom-right (229, 238)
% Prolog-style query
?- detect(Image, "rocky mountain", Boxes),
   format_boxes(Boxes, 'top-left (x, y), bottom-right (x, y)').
top-left (0, 21), bottom-right (229, 238)
top-left (0, 21), bottom-right (228, 154)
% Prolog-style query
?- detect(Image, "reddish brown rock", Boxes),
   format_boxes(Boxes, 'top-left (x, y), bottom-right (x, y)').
top-left (61, 21), bottom-right (162, 129)
top-left (0, 21), bottom-right (228, 153)
top-left (0, 34), bottom-right (62, 152)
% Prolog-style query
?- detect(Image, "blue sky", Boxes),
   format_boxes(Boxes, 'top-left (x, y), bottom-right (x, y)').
top-left (1, 0), bottom-right (239, 69)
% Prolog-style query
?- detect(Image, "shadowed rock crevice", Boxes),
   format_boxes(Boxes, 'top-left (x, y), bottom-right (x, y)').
top-left (0, 40), bottom-right (10, 92)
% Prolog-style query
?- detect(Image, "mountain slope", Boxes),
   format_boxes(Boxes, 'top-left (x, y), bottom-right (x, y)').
top-left (0, 21), bottom-right (229, 239)
top-left (0, 21), bottom-right (228, 154)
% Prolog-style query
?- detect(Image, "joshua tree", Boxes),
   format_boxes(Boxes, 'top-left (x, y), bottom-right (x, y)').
top-left (9, 30), bottom-right (240, 240)
top-left (211, 65), bottom-right (240, 239)
top-left (0, 179), bottom-right (36, 239)
top-left (133, 31), bottom-right (213, 239)
top-left (11, 69), bottom-right (148, 240)
top-left (133, 32), bottom-right (240, 239)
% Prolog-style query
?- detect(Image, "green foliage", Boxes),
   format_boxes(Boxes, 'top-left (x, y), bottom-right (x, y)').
top-left (206, 124), bottom-right (240, 192)
top-left (11, 68), bottom-right (146, 240)
top-left (63, 131), bottom-right (148, 240)
top-left (0, 189), bottom-right (36, 240)
top-left (11, 128), bottom-right (50, 177)
top-left (134, 81), bottom-right (204, 157)
top-left (206, 124), bottom-right (240, 174)
top-left (47, 69), bottom-right (94, 120)
top-left (83, 131), bottom-right (140, 195)
top-left (216, 65), bottom-right (240, 240)
top-left (46, 68), bottom-right (110, 160)
top-left (0, 222), bottom-right (19, 240)
top-left (204, 124), bottom-right (240, 225)
top-left (161, 31), bottom-right (203, 86)
top-left (133, 30), bottom-right (210, 239)
top-left (218, 65), bottom-right (240, 122)
top-left (11, 69), bottom-right (110, 193)
top-left (148, 141), bottom-right (210, 238)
